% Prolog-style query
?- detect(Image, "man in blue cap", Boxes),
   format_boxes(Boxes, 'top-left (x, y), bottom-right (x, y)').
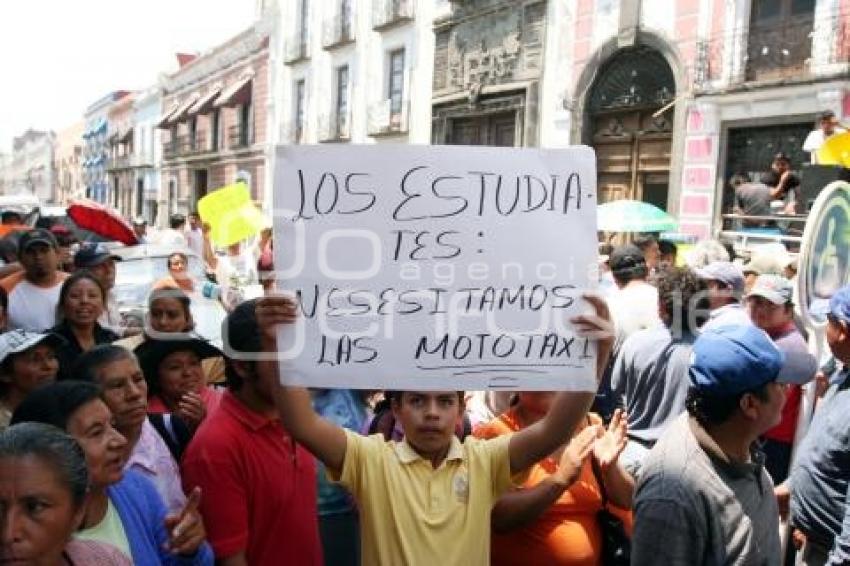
top-left (632, 324), bottom-right (789, 565)
top-left (787, 285), bottom-right (850, 565)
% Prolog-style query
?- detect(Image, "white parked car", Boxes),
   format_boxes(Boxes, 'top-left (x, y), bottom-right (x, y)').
top-left (112, 245), bottom-right (226, 347)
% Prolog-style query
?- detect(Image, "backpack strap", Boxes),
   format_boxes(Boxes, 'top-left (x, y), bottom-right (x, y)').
top-left (148, 414), bottom-right (193, 462)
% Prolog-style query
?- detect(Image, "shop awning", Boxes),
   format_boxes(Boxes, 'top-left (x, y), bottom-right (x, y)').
top-left (214, 72), bottom-right (254, 108)
top-left (155, 103), bottom-right (181, 129)
top-left (187, 84), bottom-right (223, 117)
top-left (119, 126), bottom-right (134, 144)
top-left (166, 92), bottom-right (202, 125)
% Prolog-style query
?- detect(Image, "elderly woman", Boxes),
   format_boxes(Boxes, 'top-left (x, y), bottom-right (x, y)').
top-left (134, 336), bottom-right (223, 431)
top-left (11, 381), bottom-right (213, 565)
top-left (0, 422), bottom-right (132, 564)
top-left (51, 272), bottom-right (118, 379)
top-left (475, 395), bottom-right (634, 566)
top-left (0, 330), bottom-right (62, 429)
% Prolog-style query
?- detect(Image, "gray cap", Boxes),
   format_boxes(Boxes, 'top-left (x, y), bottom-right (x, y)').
top-left (696, 261), bottom-right (745, 293)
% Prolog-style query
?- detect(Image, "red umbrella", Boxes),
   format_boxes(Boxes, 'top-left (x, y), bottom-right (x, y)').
top-left (67, 199), bottom-right (138, 245)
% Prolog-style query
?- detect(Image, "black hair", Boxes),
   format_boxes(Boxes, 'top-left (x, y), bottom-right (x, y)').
top-left (224, 359), bottom-right (252, 392)
top-left (167, 252), bottom-right (188, 271)
top-left (169, 215), bottom-right (186, 230)
top-left (652, 267), bottom-right (708, 334)
top-left (633, 234), bottom-right (658, 252)
top-left (71, 345), bottom-right (134, 384)
top-left (0, 422), bottom-right (89, 507)
top-left (11, 381), bottom-right (102, 431)
top-left (149, 286), bottom-right (192, 325)
top-left (0, 285), bottom-right (7, 313)
top-left (57, 271), bottom-right (106, 321)
top-left (0, 211), bottom-right (22, 224)
top-left (386, 391), bottom-right (465, 405)
top-left (658, 239), bottom-right (677, 258)
top-left (685, 384), bottom-right (771, 427)
top-left (821, 109), bottom-right (836, 121)
top-left (729, 173), bottom-right (749, 189)
top-left (0, 237), bottom-right (17, 263)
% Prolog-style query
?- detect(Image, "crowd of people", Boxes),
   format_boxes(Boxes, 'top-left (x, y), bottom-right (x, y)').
top-left (0, 212), bottom-right (847, 566)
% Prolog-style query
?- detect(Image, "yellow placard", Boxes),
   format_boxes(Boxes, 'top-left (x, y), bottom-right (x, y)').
top-left (817, 131), bottom-right (850, 167)
top-left (197, 183), bottom-right (266, 246)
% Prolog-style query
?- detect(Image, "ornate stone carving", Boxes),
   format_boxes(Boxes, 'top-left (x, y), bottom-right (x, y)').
top-left (433, 1), bottom-right (545, 98)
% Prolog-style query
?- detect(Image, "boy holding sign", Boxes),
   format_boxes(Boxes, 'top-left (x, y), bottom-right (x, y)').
top-left (253, 293), bottom-right (613, 566)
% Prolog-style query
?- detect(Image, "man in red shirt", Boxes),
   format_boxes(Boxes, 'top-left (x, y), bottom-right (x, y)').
top-left (746, 274), bottom-right (817, 483)
top-left (181, 299), bottom-right (323, 566)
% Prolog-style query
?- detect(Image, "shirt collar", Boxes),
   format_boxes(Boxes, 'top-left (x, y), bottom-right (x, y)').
top-left (126, 419), bottom-right (162, 474)
top-left (221, 390), bottom-right (279, 432)
top-left (688, 416), bottom-right (764, 480)
top-left (393, 435), bottom-right (465, 466)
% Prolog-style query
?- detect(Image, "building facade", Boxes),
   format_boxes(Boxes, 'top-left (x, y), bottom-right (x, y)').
top-left (133, 87), bottom-right (163, 225)
top-left (10, 130), bottom-right (56, 203)
top-left (431, 0), bottom-right (547, 147)
top-left (535, 0), bottom-right (850, 239)
top-left (0, 153), bottom-right (11, 194)
top-left (83, 91), bottom-right (130, 204)
top-left (54, 121), bottom-right (85, 206)
top-left (107, 93), bottom-right (137, 217)
top-left (158, 22), bottom-right (271, 217)
top-left (267, 0), bottom-right (446, 205)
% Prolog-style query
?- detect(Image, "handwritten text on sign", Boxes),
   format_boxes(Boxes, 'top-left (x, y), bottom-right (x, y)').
top-left (273, 145), bottom-right (599, 391)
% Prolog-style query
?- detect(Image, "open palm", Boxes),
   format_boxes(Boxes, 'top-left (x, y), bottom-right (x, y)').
top-left (593, 409), bottom-right (628, 469)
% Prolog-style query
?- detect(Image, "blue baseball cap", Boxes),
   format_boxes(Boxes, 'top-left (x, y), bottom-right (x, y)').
top-left (690, 325), bottom-right (787, 396)
top-left (811, 285), bottom-right (850, 324)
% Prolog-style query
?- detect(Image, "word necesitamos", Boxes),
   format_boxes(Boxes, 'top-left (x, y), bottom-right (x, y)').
top-left (294, 284), bottom-right (578, 318)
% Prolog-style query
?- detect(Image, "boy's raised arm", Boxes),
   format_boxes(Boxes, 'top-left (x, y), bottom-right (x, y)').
top-left (255, 296), bottom-right (348, 472)
top-left (508, 294), bottom-right (613, 475)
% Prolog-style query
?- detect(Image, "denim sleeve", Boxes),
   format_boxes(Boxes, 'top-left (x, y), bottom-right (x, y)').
top-left (826, 481), bottom-right (850, 566)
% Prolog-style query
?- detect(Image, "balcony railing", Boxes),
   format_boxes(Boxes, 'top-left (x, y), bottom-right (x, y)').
top-left (318, 111), bottom-right (352, 142)
top-left (322, 13), bottom-right (356, 49)
top-left (133, 153), bottom-right (154, 167)
top-left (694, 11), bottom-right (850, 91)
top-left (162, 132), bottom-right (209, 159)
top-left (372, 0), bottom-right (414, 31)
top-left (284, 32), bottom-right (310, 64)
top-left (228, 124), bottom-right (253, 149)
top-left (367, 99), bottom-right (409, 136)
top-left (108, 154), bottom-right (132, 170)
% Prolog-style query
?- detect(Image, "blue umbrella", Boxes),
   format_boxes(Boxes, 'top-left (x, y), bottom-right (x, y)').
top-left (597, 200), bottom-right (678, 233)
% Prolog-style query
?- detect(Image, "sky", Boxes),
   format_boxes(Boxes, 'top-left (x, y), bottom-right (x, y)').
top-left (0, 0), bottom-right (257, 153)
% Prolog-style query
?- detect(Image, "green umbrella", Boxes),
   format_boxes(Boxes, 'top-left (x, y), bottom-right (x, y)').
top-left (597, 200), bottom-right (678, 233)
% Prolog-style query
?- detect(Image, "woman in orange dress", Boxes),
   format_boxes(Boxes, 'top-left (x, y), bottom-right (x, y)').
top-left (475, 394), bottom-right (634, 566)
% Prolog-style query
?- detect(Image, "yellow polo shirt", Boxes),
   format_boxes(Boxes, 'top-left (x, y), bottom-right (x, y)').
top-left (333, 429), bottom-right (517, 566)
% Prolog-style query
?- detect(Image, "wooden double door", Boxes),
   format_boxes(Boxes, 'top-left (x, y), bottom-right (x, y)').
top-left (448, 111), bottom-right (517, 147)
top-left (591, 107), bottom-right (673, 210)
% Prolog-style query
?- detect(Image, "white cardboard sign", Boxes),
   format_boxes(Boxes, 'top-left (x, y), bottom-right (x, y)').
top-left (272, 144), bottom-right (599, 391)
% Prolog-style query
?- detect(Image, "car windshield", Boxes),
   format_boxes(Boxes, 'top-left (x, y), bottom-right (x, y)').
top-left (114, 254), bottom-right (206, 307)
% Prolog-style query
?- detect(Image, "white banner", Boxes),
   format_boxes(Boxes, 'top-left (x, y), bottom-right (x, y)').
top-left (272, 144), bottom-right (599, 391)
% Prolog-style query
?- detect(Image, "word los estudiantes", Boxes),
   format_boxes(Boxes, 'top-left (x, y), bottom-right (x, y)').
top-left (295, 284), bottom-right (577, 318)
top-left (292, 166), bottom-right (585, 220)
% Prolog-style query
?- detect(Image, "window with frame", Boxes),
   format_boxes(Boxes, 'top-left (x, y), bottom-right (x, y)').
top-left (299, 0), bottom-right (309, 53)
top-left (211, 109), bottom-right (220, 150)
top-left (388, 48), bottom-right (405, 121)
top-left (340, 0), bottom-right (352, 40)
top-left (295, 79), bottom-right (306, 143)
top-left (336, 65), bottom-right (349, 137)
top-left (239, 102), bottom-right (252, 146)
